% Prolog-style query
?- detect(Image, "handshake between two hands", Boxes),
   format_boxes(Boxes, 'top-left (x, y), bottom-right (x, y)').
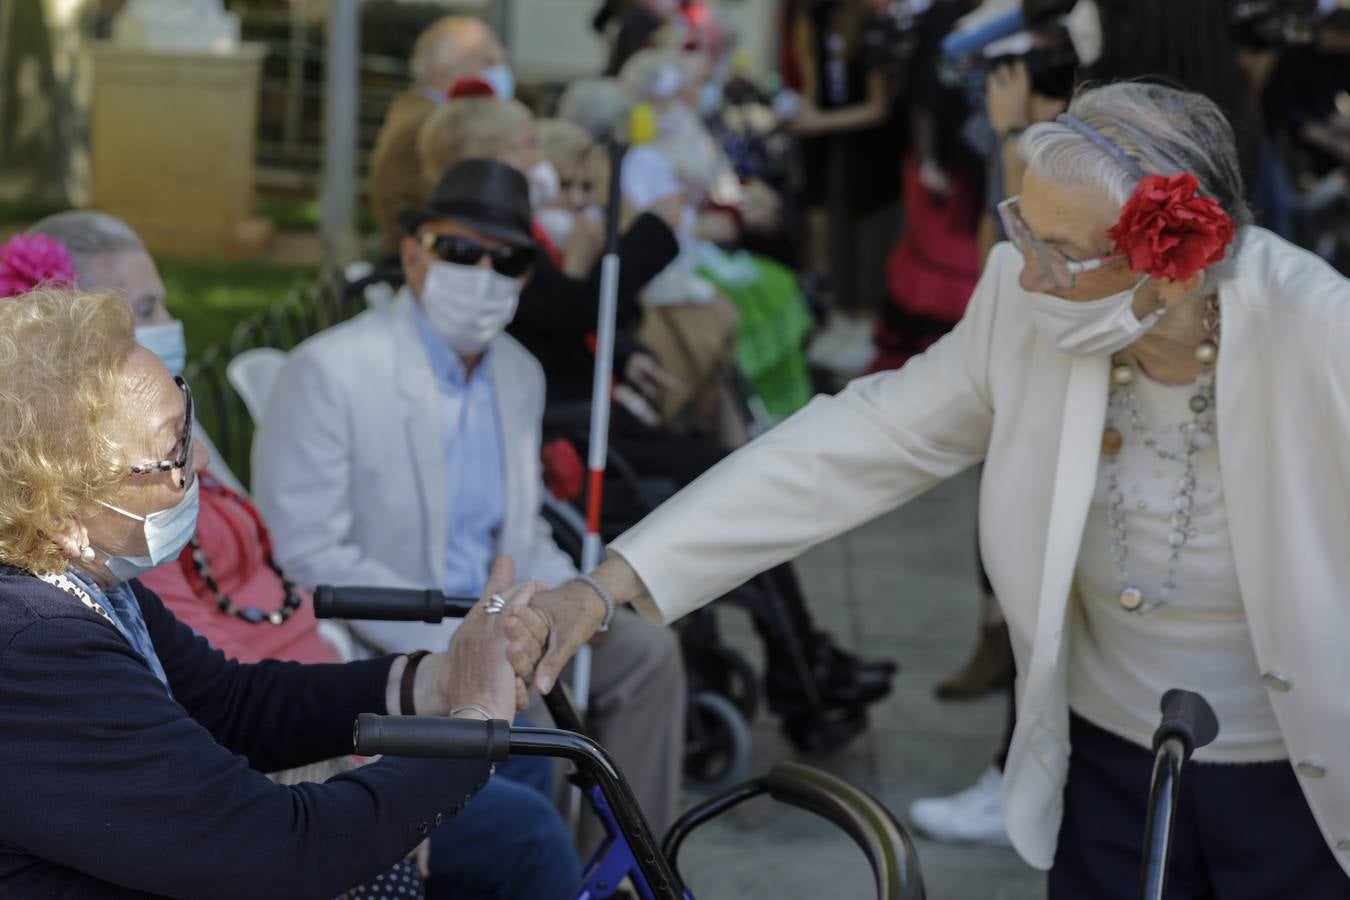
top-left (430, 557), bottom-right (610, 722)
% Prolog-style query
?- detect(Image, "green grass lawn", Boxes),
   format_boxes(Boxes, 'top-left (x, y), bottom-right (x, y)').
top-left (158, 257), bottom-right (319, 366)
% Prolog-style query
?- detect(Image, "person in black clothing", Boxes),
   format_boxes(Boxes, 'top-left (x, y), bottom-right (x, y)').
top-left (0, 286), bottom-right (548, 899)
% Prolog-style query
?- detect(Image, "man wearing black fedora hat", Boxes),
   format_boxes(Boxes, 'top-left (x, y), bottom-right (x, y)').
top-left (255, 159), bottom-right (687, 862)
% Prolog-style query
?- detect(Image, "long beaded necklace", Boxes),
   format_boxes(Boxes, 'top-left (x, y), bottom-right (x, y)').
top-left (179, 476), bottom-right (303, 625)
top-left (1100, 295), bottom-right (1221, 615)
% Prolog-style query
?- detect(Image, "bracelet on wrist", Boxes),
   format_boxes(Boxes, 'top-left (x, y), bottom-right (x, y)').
top-left (450, 704), bottom-right (495, 720)
top-left (400, 650), bottom-right (431, 715)
top-left (576, 573), bottom-right (616, 633)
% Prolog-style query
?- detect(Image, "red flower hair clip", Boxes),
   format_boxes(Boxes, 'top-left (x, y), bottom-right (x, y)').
top-left (0, 233), bottom-right (76, 299)
top-left (447, 77), bottom-right (496, 101)
top-left (1106, 173), bottom-right (1235, 283)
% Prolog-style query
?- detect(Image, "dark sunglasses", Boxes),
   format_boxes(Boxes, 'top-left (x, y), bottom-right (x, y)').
top-left (420, 232), bottom-right (537, 278)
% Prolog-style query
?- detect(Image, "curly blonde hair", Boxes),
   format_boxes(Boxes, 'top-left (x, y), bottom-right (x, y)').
top-left (0, 287), bottom-right (135, 574)
top-left (418, 97), bottom-right (533, 186)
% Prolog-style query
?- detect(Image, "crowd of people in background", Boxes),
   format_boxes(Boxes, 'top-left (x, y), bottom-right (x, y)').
top-left (0, 0), bottom-right (1347, 897)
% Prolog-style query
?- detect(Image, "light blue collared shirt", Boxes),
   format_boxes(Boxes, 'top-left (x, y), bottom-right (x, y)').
top-left (411, 301), bottom-right (507, 598)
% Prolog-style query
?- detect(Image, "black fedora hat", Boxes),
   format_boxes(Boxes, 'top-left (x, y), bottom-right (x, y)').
top-left (398, 158), bottom-right (535, 247)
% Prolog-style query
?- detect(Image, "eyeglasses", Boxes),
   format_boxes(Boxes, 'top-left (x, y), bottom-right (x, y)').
top-left (997, 196), bottom-right (1127, 290)
top-left (128, 376), bottom-right (195, 491)
top-left (420, 232), bottom-right (537, 278)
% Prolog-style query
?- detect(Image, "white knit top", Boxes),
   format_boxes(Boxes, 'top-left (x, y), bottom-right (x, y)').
top-left (1069, 372), bottom-right (1287, 763)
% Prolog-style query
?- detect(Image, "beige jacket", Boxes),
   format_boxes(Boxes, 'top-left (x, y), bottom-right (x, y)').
top-left (611, 229), bottom-right (1350, 872)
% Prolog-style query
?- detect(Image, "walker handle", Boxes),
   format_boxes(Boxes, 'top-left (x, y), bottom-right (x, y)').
top-left (313, 586), bottom-right (476, 623)
top-left (354, 713), bottom-right (511, 762)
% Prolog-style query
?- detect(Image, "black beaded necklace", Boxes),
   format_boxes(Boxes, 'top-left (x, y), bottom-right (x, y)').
top-left (180, 476), bottom-right (303, 625)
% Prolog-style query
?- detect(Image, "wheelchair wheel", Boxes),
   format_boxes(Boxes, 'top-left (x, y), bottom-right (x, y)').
top-left (698, 644), bottom-right (760, 721)
top-left (684, 690), bottom-right (753, 792)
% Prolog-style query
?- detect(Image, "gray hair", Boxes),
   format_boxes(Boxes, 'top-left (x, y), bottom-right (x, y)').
top-left (28, 211), bottom-right (146, 281)
top-left (1019, 82), bottom-right (1251, 288)
top-left (557, 78), bottom-right (632, 141)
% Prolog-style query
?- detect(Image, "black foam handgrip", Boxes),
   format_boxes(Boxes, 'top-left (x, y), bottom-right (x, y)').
top-left (1154, 689), bottom-right (1220, 756)
top-left (354, 714), bottom-right (512, 762)
top-left (313, 586), bottom-right (474, 622)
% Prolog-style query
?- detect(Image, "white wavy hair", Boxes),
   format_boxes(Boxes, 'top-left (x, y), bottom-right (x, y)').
top-left (1019, 81), bottom-right (1251, 288)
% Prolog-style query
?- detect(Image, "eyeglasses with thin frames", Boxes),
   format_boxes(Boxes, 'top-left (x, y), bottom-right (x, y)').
top-left (997, 196), bottom-right (1128, 290)
top-left (128, 376), bottom-right (195, 491)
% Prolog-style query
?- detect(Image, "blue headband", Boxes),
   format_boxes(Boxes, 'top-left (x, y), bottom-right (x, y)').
top-left (1057, 114), bottom-right (1148, 181)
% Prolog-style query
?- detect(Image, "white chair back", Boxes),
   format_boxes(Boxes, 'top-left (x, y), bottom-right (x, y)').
top-left (226, 347), bottom-right (287, 426)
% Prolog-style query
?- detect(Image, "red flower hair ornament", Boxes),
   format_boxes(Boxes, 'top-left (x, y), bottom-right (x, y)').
top-left (0, 233), bottom-right (76, 299)
top-left (1106, 173), bottom-right (1236, 283)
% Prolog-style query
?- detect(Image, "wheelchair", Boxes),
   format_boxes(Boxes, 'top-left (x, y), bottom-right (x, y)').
top-left (315, 585), bottom-right (927, 900)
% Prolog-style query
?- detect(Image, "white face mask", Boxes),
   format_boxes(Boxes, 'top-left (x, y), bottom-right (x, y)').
top-left (96, 477), bottom-right (200, 582)
top-left (527, 159), bottom-right (561, 209)
top-left (420, 260), bottom-right (521, 357)
top-left (1029, 276), bottom-right (1160, 357)
top-left (535, 207), bottom-right (576, 248)
top-left (480, 64), bottom-right (515, 100)
top-left (135, 319), bottom-right (187, 377)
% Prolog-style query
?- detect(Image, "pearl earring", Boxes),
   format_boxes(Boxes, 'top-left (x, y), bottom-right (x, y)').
top-left (80, 546), bottom-right (95, 563)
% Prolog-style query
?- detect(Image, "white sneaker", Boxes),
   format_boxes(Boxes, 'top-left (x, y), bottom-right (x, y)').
top-left (806, 315), bottom-right (854, 368)
top-left (825, 318), bottom-right (877, 377)
top-left (808, 317), bottom-right (876, 376)
top-left (908, 766), bottom-right (1012, 847)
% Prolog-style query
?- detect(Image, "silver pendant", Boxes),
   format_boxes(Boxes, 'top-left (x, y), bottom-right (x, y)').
top-left (1118, 586), bottom-right (1144, 611)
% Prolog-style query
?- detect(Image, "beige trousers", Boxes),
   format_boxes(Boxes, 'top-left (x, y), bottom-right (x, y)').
top-left (531, 607), bottom-right (687, 854)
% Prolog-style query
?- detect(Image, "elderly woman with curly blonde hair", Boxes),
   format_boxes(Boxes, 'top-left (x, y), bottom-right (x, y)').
top-left (0, 288), bottom-right (546, 899)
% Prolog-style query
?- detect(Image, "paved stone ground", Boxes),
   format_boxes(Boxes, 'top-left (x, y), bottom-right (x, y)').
top-left (674, 469), bottom-right (1046, 900)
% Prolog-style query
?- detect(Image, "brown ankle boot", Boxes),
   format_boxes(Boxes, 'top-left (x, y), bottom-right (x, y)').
top-left (935, 621), bottom-right (1013, 700)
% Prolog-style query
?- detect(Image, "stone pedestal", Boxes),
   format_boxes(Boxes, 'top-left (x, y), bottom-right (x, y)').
top-left (90, 43), bottom-right (273, 258)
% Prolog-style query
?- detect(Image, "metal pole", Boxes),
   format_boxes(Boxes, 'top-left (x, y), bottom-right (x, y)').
top-left (319, 0), bottom-right (359, 270)
top-left (1138, 738), bottom-right (1185, 900)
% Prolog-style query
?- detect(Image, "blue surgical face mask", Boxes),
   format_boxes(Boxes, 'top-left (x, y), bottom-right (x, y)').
top-left (96, 477), bottom-right (200, 581)
top-left (480, 64), bottom-right (515, 100)
top-left (136, 320), bottom-right (187, 377)
top-left (697, 81), bottom-right (723, 117)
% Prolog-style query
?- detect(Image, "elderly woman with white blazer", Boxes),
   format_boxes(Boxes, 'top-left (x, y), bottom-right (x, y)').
top-left (523, 81), bottom-right (1350, 897)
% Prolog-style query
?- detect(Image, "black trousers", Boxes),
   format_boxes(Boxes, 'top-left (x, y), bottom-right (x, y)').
top-left (1050, 714), bottom-right (1350, 900)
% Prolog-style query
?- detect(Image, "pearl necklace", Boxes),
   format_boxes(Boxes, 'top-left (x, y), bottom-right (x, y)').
top-left (1100, 296), bottom-right (1220, 614)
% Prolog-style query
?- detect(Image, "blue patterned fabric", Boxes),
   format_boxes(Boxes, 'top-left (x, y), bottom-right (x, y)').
top-left (66, 568), bottom-right (171, 695)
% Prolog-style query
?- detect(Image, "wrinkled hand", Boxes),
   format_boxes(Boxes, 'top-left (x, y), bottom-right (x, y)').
top-left (985, 59), bottom-right (1031, 137)
top-left (436, 557), bottom-right (545, 719)
top-left (624, 352), bottom-right (682, 404)
top-left (523, 580), bottom-right (609, 694)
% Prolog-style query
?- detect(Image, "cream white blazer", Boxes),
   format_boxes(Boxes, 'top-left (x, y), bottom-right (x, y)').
top-left (611, 229), bottom-right (1350, 872)
top-left (253, 291), bottom-right (577, 654)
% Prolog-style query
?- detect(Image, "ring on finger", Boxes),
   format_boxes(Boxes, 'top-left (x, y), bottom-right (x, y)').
top-left (485, 593), bottom-right (508, 615)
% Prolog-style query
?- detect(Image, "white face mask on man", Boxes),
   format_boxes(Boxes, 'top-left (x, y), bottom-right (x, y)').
top-left (420, 260), bottom-right (521, 357)
top-left (1028, 275), bottom-right (1160, 357)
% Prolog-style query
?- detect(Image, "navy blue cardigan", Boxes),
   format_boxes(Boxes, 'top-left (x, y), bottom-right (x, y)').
top-left (0, 566), bottom-right (492, 899)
